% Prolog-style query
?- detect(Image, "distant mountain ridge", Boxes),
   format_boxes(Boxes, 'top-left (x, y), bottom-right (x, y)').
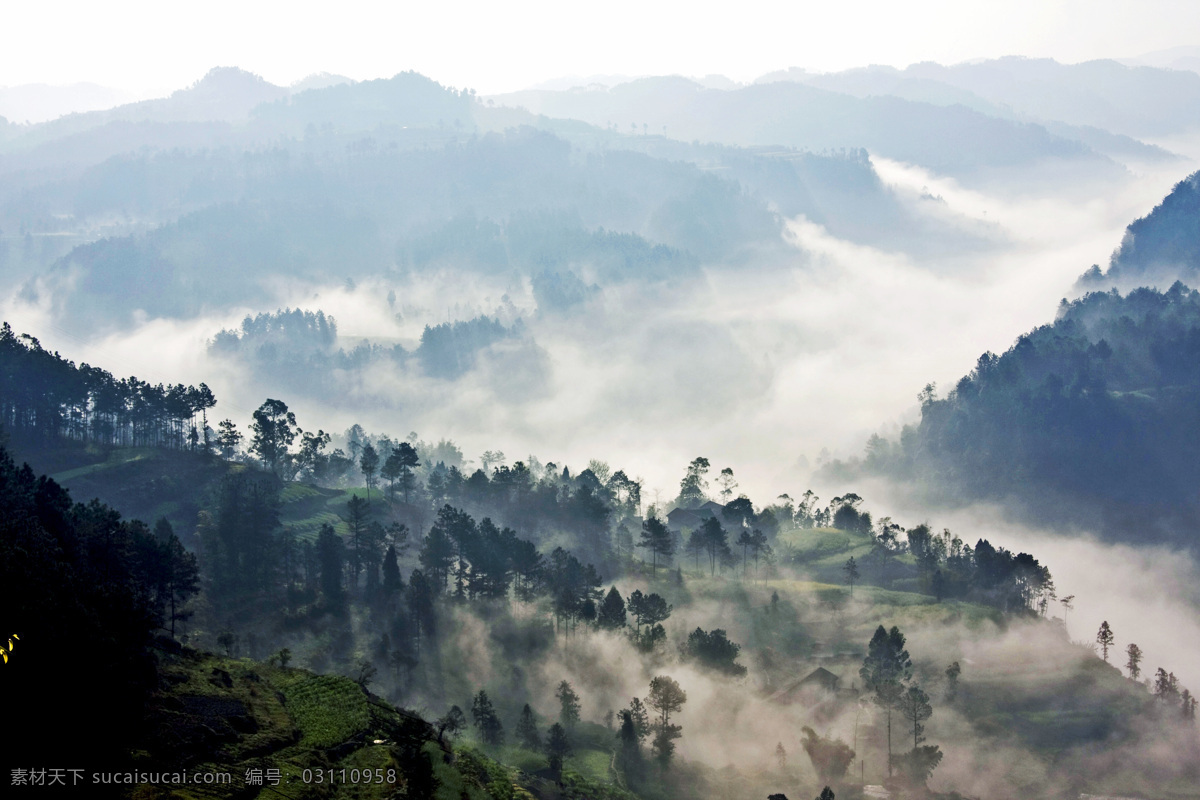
top-left (757, 56), bottom-right (1200, 140)
top-left (490, 75), bottom-right (1116, 178)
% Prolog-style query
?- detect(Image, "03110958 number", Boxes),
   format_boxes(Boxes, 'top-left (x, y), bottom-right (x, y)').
top-left (301, 768), bottom-right (398, 784)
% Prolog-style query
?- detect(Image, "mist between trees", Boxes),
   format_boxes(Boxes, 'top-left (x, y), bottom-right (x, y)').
top-left (3, 318), bottom-right (1198, 800)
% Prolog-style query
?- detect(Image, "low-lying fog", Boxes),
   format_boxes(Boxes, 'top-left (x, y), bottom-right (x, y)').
top-left (4, 149), bottom-right (1198, 695)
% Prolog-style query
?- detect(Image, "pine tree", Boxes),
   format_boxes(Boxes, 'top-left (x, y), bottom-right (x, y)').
top-left (597, 586), bottom-right (627, 629)
top-left (1096, 621), bottom-right (1115, 662)
top-left (860, 625), bottom-right (911, 775)
top-left (843, 556), bottom-right (860, 597)
top-left (359, 442), bottom-right (380, 501)
top-left (897, 684), bottom-right (933, 748)
top-left (638, 516), bottom-right (675, 575)
top-left (516, 704), bottom-right (541, 750)
top-left (546, 723), bottom-right (572, 782)
top-left (557, 680), bottom-right (581, 729)
top-left (471, 690), bottom-right (504, 745)
top-left (1125, 643), bottom-right (1143, 680)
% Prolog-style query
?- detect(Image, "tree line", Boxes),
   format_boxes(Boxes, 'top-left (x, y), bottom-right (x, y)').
top-left (0, 322), bottom-right (216, 449)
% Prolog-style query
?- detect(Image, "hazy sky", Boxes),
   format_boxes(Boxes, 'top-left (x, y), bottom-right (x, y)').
top-left (4, 0), bottom-right (1199, 96)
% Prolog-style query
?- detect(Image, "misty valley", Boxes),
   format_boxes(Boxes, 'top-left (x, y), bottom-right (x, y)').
top-left (3, 57), bottom-right (1200, 800)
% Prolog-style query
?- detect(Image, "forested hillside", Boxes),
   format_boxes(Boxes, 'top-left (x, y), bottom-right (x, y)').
top-left (857, 282), bottom-right (1200, 547)
top-left (5, 46), bottom-right (1200, 800)
top-left (1081, 170), bottom-right (1200, 290)
top-left (3, 321), bottom-right (1198, 800)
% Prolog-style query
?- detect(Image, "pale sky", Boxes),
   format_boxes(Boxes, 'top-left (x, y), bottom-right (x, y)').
top-left (2, 0), bottom-right (1199, 96)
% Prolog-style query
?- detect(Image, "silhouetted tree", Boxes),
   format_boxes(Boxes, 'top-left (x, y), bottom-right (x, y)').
top-left (897, 684), bottom-right (933, 748)
top-left (945, 661), bottom-right (961, 701)
top-left (249, 399), bottom-right (298, 477)
top-left (860, 625), bottom-right (911, 775)
top-left (647, 675), bottom-right (686, 767)
top-left (150, 520), bottom-right (200, 639)
top-left (682, 627), bottom-right (747, 675)
top-left (638, 516), bottom-right (675, 574)
top-left (557, 680), bottom-right (581, 729)
top-left (317, 523), bottom-right (345, 606)
top-left (843, 556), bottom-right (860, 597)
top-left (1125, 643), bottom-right (1144, 680)
top-left (597, 586), bottom-right (627, 629)
top-left (627, 590), bottom-right (672, 649)
top-left (546, 722), bottom-right (572, 782)
top-left (216, 419), bottom-right (243, 458)
top-left (801, 727), bottom-right (854, 784)
top-left (437, 705), bottom-right (466, 740)
top-left (700, 516), bottom-right (730, 576)
top-left (1097, 620), bottom-right (1115, 662)
top-left (1154, 668), bottom-right (1180, 704)
top-left (716, 467), bottom-right (737, 503)
top-left (678, 456), bottom-right (710, 507)
top-left (516, 704), bottom-right (541, 750)
top-left (295, 429), bottom-right (331, 479)
top-left (471, 690), bottom-right (504, 745)
top-left (359, 442), bottom-right (380, 501)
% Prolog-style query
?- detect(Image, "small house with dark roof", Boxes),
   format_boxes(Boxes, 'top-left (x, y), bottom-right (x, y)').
top-left (797, 667), bottom-right (840, 692)
top-left (666, 500), bottom-right (738, 532)
top-left (769, 667), bottom-right (850, 707)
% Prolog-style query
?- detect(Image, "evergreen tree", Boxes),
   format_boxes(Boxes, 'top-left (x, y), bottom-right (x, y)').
top-left (617, 709), bottom-right (642, 762)
top-left (317, 523), bottom-right (345, 605)
top-left (437, 705), bottom-right (466, 740)
top-left (152, 521), bottom-right (200, 639)
top-left (700, 516), bottom-right (730, 576)
top-left (418, 522), bottom-right (455, 591)
top-left (1097, 620), bottom-right (1115, 662)
top-left (1125, 643), bottom-right (1144, 680)
top-left (683, 627), bottom-right (747, 675)
top-left (471, 690), bottom-right (505, 745)
top-left (360, 442), bottom-right (380, 501)
top-left (897, 684), bottom-right (933, 748)
top-left (843, 556), bottom-right (860, 597)
top-left (295, 429), bottom-right (331, 480)
top-left (859, 625), bottom-right (912, 775)
top-left (516, 704), bottom-right (541, 750)
top-left (638, 516), bottom-right (675, 575)
top-left (944, 661), bottom-right (961, 701)
top-left (1154, 668), bottom-right (1180, 704)
top-left (647, 675), bottom-right (686, 768)
top-left (557, 680), bottom-right (581, 729)
top-left (407, 568), bottom-right (436, 652)
top-left (597, 586), bottom-right (627, 629)
top-left (685, 528), bottom-right (706, 573)
top-left (249, 399), bottom-right (298, 477)
top-left (678, 456), bottom-right (710, 507)
top-left (800, 727), bottom-right (855, 784)
top-left (344, 495), bottom-right (371, 590)
top-left (627, 590), bottom-right (672, 649)
top-left (546, 723), bottom-right (572, 782)
top-left (382, 545), bottom-right (402, 594)
top-left (216, 419), bottom-right (243, 458)
top-left (716, 467), bottom-right (737, 504)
